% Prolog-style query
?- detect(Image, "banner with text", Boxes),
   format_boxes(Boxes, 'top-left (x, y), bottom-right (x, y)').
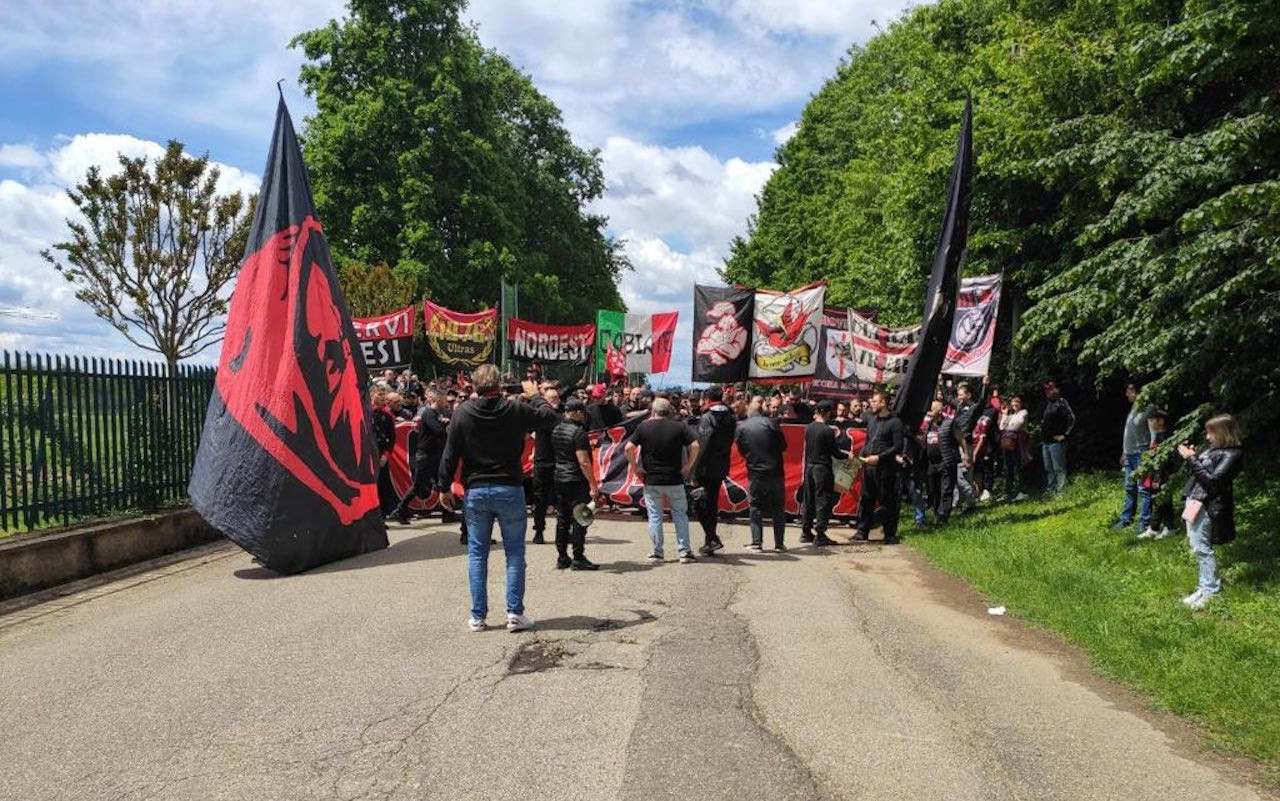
top-left (941, 273), bottom-right (1002, 377)
top-left (847, 310), bottom-right (922, 385)
top-left (353, 306), bottom-right (416, 370)
top-left (422, 300), bottom-right (497, 368)
top-left (507, 318), bottom-right (596, 364)
top-left (749, 281), bottom-right (826, 379)
top-left (595, 310), bottom-right (678, 374)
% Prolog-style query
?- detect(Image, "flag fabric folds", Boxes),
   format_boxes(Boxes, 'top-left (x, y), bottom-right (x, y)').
top-left (352, 306), bottom-right (416, 370)
top-left (188, 99), bottom-right (388, 574)
top-left (595, 310), bottom-right (678, 374)
top-left (422, 300), bottom-right (498, 367)
top-left (892, 96), bottom-right (973, 431)
top-left (692, 285), bottom-right (754, 383)
top-left (748, 281), bottom-right (826, 379)
top-left (941, 273), bottom-right (1002, 377)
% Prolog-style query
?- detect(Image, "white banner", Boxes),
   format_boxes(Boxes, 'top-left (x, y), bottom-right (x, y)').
top-left (749, 282), bottom-right (826, 379)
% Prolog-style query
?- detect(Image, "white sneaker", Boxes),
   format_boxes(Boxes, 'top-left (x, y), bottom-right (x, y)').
top-left (1014, 492), bottom-right (1028, 501)
top-left (1181, 591), bottom-right (1203, 607)
top-left (1137, 527), bottom-right (1157, 540)
top-left (1187, 593), bottom-right (1213, 611)
top-left (506, 613), bottom-right (535, 632)
top-left (468, 617), bottom-right (487, 632)
top-left (1155, 526), bottom-right (1172, 539)
top-left (980, 489), bottom-right (992, 502)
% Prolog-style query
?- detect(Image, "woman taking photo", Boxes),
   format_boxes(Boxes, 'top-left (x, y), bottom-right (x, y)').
top-left (1177, 414), bottom-right (1244, 610)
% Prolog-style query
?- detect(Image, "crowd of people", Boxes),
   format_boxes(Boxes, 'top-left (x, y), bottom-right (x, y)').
top-left (365, 363), bottom-right (1245, 630)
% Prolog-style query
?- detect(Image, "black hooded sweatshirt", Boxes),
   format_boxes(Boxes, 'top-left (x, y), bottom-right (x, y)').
top-left (439, 394), bottom-right (559, 489)
top-left (694, 403), bottom-right (737, 481)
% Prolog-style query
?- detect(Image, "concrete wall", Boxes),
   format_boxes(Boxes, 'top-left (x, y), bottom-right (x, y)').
top-left (0, 510), bottom-right (223, 601)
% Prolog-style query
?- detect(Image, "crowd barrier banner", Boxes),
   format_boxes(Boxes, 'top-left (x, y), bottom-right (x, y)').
top-left (388, 418), bottom-right (866, 518)
top-left (423, 300), bottom-right (498, 367)
top-left (353, 306), bottom-right (416, 370)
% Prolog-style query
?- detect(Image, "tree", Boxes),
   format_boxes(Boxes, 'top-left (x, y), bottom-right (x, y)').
top-left (43, 141), bottom-right (256, 370)
top-left (292, 0), bottom-right (626, 326)
top-left (338, 261), bottom-right (420, 317)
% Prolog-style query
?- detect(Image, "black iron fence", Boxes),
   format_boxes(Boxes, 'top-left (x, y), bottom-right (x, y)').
top-left (0, 351), bottom-right (216, 533)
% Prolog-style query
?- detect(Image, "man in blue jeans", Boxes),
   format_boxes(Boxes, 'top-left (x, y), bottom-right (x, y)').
top-left (626, 398), bottom-right (701, 563)
top-left (439, 364), bottom-right (559, 633)
top-left (1114, 382), bottom-right (1151, 529)
top-left (1039, 381), bottom-right (1075, 494)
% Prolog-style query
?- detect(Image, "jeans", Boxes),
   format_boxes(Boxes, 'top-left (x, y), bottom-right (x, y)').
top-left (1119, 451), bottom-right (1150, 525)
top-left (907, 472), bottom-right (929, 524)
top-left (1185, 506), bottom-right (1221, 595)
top-left (464, 484), bottom-right (527, 620)
top-left (1002, 449), bottom-right (1022, 497)
top-left (1042, 441), bottom-right (1068, 494)
top-left (643, 484), bottom-right (692, 557)
top-left (956, 462), bottom-right (977, 508)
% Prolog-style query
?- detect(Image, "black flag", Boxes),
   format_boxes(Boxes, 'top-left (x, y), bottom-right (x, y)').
top-left (188, 99), bottom-right (388, 574)
top-left (691, 285), bottom-right (753, 382)
top-left (892, 96), bottom-right (973, 431)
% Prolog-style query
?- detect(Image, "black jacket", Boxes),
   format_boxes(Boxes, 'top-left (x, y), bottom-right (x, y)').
top-left (373, 408), bottom-right (396, 455)
top-left (1183, 446), bottom-right (1243, 541)
top-left (413, 406), bottom-right (448, 465)
top-left (439, 394), bottom-right (559, 489)
top-left (1041, 397), bottom-right (1076, 440)
top-left (735, 415), bottom-right (787, 478)
top-left (694, 404), bottom-right (737, 480)
top-left (860, 413), bottom-right (905, 461)
top-left (803, 421), bottom-right (846, 466)
top-left (586, 401), bottom-right (623, 432)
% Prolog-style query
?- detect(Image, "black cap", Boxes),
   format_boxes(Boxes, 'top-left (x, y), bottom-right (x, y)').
top-left (564, 398), bottom-right (586, 412)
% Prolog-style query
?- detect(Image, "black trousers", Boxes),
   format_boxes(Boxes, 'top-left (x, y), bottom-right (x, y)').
top-left (927, 462), bottom-right (956, 520)
top-left (748, 474), bottom-right (787, 548)
top-left (531, 464), bottom-right (556, 536)
top-left (801, 463), bottom-right (835, 537)
top-left (554, 480), bottom-right (589, 559)
top-left (377, 461), bottom-right (398, 516)
top-left (696, 475), bottom-right (726, 545)
top-left (856, 463), bottom-right (902, 537)
top-left (394, 455), bottom-right (436, 515)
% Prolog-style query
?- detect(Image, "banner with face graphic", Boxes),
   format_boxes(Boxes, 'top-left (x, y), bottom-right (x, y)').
top-left (352, 306), bottom-right (416, 370)
top-left (748, 281), bottom-right (826, 379)
top-left (941, 273), bottom-right (1002, 376)
top-left (692, 285), bottom-right (753, 383)
top-left (422, 300), bottom-right (497, 367)
top-left (189, 99), bottom-right (388, 574)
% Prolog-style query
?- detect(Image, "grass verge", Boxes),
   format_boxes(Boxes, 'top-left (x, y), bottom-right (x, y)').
top-left (906, 472), bottom-right (1280, 779)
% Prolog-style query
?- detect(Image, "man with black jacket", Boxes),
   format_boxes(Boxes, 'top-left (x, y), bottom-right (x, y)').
top-left (439, 364), bottom-right (560, 633)
top-left (1040, 381), bottom-right (1075, 494)
top-left (529, 387), bottom-right (562, 545)
top-left (692, 387), bottom-right (737, 555)
top-left (392, 388), bottom-right (449, 525)
top-left (854, 389), bottom-right (906, 544)
top-left (950, 381), bottom-right (979, 513)
top-left (586, 384), bottom-right (623, 431)
top-left (735, 401), bottom-right (789, 551)
top-left (924, 400), bottom-right (961, 522)
top-left (551, 398), bottom-right (600, 571)
top-left (800, 400), bottom-right (845, 547)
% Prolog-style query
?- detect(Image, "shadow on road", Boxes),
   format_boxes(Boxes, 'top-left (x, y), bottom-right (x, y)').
top-left (533, 609), bottom-right (659, 633)
top-left (233, 527), bottom-right (464, 579)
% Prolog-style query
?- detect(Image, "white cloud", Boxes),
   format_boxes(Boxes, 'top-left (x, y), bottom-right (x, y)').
top-left (771, 121), bottom-right (799, 145)
top-left (0, 136), bottom-right (258, 363)
top-left (0, 144), bottom-right (45, 170)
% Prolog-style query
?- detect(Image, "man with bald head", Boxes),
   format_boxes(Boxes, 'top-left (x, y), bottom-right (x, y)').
top-left (626, 397), bottom-right (700, 563)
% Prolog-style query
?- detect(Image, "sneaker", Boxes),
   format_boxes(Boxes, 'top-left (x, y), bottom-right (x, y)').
top-left (698, 543), bottom-right (713, 555)
top-left (1111, 521), bottom-right (1131, 531)
top-left (570, 557), bottom-right (599, 571)
top-left (746, 543), bottom-right (763, 552)
top-left (468, 617), bottom-right (487, 632)
top-left (678, 553), bottom-right (697, 564)
top-left (555, 556), bottom-right (572, 570)
top-left (707, 540), bottom-right (725, 554)
top-left (394, 509), bottom-right (412, 525)
top-left (881, 534), bottom-right (901, 545)
top-left (1181, 590), bottom-right (1204, 607)
top-left (813, 535), bottom-right (838, 547)
top-left (1137, 527), bottom-right (1157, 540)
top-left (1013, 493), bottom-right (1028, 501)
top-left (647, 552), bottom-right (664, 562)
top-left (980, 489), bottom-right (992, 502)
top-left (532, 533), bottom-right (546, 544)
top-left (1187, 592), bottom-right (1213, 611)
top-left (1155, 526), bottom-right (1172, 540)
top-left (774, 543), bottom-right (788, 552)
top-left (799, 533), bottom-right (815, 543)
top-left (506, 613), bottom-right (535, 632)
top-left (849, 531), bottom-right (869, 543)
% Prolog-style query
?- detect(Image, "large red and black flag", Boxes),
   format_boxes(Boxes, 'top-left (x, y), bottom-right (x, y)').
top-left (892, 96), bottom-right (973, 432)
top-left (189, 99), bottom-right (388, 574)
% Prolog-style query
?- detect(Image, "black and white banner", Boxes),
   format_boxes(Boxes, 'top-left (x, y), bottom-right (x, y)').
top-left (353, 306), bottom-right (416, 370)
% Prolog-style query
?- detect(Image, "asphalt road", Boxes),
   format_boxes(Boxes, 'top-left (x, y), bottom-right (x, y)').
top-left (0, 516), bottom-right (1269, 801)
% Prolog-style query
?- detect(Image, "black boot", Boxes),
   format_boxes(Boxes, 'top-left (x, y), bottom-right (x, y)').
top-left (555, 551), bottom-right (572, 569)
top-left (570, 556), bottom-right (599, 570)
top-left (532, 532), bottom-right (546, 544)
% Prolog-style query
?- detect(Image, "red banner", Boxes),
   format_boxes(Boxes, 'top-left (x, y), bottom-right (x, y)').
top-left (388, 419), bottom-right (865, 517)
top-left (507, 318), bottom-right (596, 364)
top-left (352, 306), bottom-right (416, 370)
top-left (423, 300), bottom-right (498, 367)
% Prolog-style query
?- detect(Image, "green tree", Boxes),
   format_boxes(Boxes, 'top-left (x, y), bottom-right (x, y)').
top-left (338, 261), bottom-right (420, 318)
top-left (292, 0), bottom-right (626, 326)
top-left (42, 141), bottom-right (256, 370)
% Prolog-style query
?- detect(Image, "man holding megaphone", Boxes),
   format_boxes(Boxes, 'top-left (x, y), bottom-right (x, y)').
top-left (551, 398), bottom-right (601, 570)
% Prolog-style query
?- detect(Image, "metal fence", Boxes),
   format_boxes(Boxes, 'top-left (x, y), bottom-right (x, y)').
top-left (0, 351), bottom-right (216, 533)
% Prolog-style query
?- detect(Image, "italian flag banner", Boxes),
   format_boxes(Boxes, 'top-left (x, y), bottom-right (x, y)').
top-left (595, 310), bottom-right (679, 374)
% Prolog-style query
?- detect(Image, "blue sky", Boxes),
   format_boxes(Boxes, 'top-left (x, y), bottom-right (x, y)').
top-left (0, 0), bottom-right (910, 385)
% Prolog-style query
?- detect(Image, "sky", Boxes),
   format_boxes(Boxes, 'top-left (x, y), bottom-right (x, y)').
top-left (0, 0), bottom-right (912, 386)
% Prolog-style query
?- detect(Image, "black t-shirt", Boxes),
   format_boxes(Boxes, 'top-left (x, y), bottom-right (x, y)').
top-left (629, 417), bottom-right (695, 486)
top-left (804, 421), bottom-right (838, 465)
top-left (924, 419), bottom-right (943, 462)
top-left (552, 419), bottom-right (591, 484)
top-left (532, 404), bottom-right (563, 465)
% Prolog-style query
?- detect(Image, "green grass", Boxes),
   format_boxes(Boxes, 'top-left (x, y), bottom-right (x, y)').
top-left (907, 472), bottom-right (1280, 778)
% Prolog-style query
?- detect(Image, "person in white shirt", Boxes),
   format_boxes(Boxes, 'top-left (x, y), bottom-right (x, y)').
top-left (998, 395), bottom-right (1029, 500)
